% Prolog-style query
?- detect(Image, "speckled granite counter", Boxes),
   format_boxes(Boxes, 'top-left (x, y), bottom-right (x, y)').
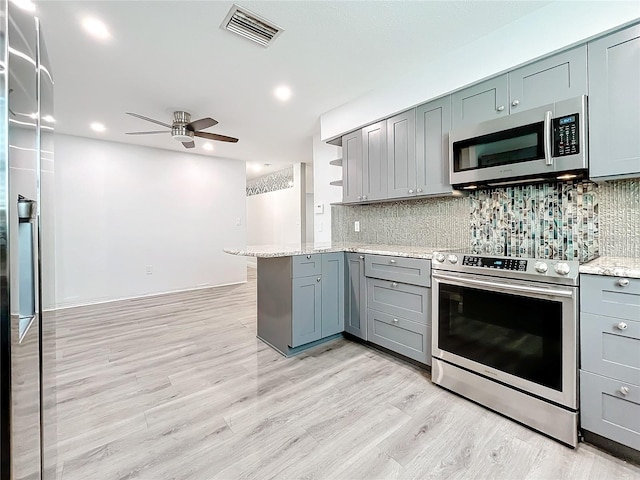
top-left (579, 256), bottom-right (640, 279)
top-left (223, 243), bottom-right (450, 260)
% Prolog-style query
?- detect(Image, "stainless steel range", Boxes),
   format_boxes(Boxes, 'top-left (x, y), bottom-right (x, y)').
top-left (431, 252), bottom-right (579, 447)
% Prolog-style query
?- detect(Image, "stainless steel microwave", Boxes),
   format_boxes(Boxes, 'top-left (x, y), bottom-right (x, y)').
top-left (449, 96), bottom-right (588, 189)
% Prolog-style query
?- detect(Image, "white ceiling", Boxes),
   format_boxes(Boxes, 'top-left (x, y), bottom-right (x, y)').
top-left (35, 1), bottom-right (552, 178)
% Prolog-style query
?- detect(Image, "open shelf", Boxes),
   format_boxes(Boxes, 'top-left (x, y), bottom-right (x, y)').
top-left (329, 180), bottom-right (343, 187)
top-left (329, 158), bottom-right (342, 167)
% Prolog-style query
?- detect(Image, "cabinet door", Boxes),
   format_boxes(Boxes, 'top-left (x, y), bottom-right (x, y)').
top-left (342, 131), bottom-right (362, 203)
top-left (387, 109), bottom-right (416, 199)
top-left (509, 45), bottom-right (587, 113)
top-left (451, 74), bottom-right (508, 129)
top-left (291, 276), bottom-right (322, 347)
top-left (588, 25), bottom-right (640, 179)
top-left (362, 120), bottom-right (387, 201)
top-left (416, 96), bottom-right (453, 196)
top-left (345, 253), bottom-right (366, 340)
top-left (321, 253), bottom-right (345, 337)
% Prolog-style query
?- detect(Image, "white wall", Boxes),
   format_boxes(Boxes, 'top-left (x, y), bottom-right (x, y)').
top-left (312, 133), bottom-right (342, 244)
top-left (54, 134), bottom-right (247, 308)
top-left (320, 3), bottom-right (640, 140)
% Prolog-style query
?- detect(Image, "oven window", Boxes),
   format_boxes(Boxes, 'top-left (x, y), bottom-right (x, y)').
top-left (438, 283), bottom-right (562, 391)
top-left (453, 122), bottom-right (545, 172)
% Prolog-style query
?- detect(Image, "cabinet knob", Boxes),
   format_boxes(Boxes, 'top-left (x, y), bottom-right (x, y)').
top-left (618, 278), bottom-right (630, 287)
top-left (391, 282), bottom-right (398, 287)
top-left (390, 259), bottom-right (396, 264)
top-left (392, 318), bottom-right (399, 324)
top-left (496, 105), bottom-right (505, 112)
top-left (317, 277), bottom-right (321, 282)
top-left (616, 322), bottom-right (628, 331)
top-left (417, 188), bottom-right (423, 193)
top-left (408, 189), bottom-right (414, 194)
top-left (619, 386), bottom-right (630, 396)
top-left (511, 100), bottom-right (520, 107)
top-left (362, 195), bottom-right (367, 200)
top-left (306, 255), bottom-right (311, 259)
top-left (357, 196), bottom-right (362, 201)
top-left (359, 255), bottom-right (364, 260)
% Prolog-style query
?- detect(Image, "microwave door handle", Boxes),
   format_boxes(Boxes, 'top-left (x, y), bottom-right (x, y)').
top-left (544, 110), bottom-right (553, 166)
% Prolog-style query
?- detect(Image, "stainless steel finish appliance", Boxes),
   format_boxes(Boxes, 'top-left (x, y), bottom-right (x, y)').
top-left (431, 252), bottom-right (579, 447)
top-left (1, 3), bottom-right (56, 479)
top-left (449, 96), bottom-right (588, 188)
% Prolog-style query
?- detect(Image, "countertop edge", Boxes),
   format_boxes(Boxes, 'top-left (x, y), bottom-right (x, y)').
top-left (223, 246), bottom-right (436, 260)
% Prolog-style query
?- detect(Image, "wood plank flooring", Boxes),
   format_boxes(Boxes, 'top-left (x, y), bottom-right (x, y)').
top-left (54, 268), bottom-right (640, 480)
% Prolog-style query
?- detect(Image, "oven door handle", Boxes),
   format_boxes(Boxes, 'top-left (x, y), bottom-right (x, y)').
top-left (432, 272), bottom-right (574, 298)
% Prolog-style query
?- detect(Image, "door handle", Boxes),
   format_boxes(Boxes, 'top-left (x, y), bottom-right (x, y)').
top-left (544, 110), bottom-right (553, 166)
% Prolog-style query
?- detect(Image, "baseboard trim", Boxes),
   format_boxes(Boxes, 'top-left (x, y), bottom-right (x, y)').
top-left (54, 280), bottom-right (248, 311)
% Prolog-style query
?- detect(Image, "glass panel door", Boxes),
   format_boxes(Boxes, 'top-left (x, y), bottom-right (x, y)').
top-left (438, 283), bottom-right (563, 391)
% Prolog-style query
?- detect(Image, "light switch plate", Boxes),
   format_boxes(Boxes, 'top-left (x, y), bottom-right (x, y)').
top-left (354, 221), bottom-right (360, 232)
top-left (314, 204), bottom-right (324, 214)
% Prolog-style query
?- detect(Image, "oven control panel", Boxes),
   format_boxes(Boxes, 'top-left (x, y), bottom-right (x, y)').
top-left (462, 256), bottom-right (527, 271)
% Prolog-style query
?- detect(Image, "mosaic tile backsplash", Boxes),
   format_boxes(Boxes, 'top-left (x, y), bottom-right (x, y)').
top-left (332, 179), bottom-right (640, 261)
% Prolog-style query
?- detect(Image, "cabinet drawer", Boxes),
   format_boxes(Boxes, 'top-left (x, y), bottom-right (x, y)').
top-left (367, 278), bottom-right (430, 324)
top-left (581, 312), bottom-right (640, 386)
top-left (367, 309), bottom-right (430, 365)
top-left (580, 370), bottom-right (640, 450)
top-left (292, 254), bottom-right (322, 278)
top-left (365, 254), bottom-right (431, 287)
top-left (581, 275), bottom-right (640, 321)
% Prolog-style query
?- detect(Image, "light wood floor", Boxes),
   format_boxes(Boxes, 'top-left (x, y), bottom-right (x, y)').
top-left (53, 268), bottom-right (640, 480)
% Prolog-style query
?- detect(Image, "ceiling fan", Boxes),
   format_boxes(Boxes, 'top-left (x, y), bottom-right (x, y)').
top-left (125, 111), bottom-right (239, 149)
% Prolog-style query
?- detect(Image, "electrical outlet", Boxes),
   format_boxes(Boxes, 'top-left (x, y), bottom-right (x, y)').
top-left (354, 221), bottom-right (360, 232)
top-left (146, 265), bottom-right (153, 275)
top-left (235, 217), bottom-right (242, 226)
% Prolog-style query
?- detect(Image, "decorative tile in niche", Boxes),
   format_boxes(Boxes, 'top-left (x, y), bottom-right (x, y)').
top-left (246, 166), bottom-right (293, 196)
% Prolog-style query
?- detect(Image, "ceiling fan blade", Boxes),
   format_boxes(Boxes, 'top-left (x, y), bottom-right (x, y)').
top-left (126, 112), bottom-right (172, 128)
top-left (187, 117), bottom-right (218, 131)
top-left (125, 130), bottom-right (169, 135)
top-left (194, 131), bottom-right (239, 143)
top-left (182, 141), bottom-right (195, 149)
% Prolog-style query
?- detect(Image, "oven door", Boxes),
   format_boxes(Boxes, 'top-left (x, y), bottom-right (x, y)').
top-left (432, 271), bottom-right (578, 409)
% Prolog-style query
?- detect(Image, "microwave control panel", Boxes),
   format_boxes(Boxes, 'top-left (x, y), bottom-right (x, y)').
top-left (553, 113), bottom-right (579, 157)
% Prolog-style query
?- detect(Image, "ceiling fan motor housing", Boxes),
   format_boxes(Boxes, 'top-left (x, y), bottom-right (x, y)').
top-left (172, 111), bottom-right (194, 142)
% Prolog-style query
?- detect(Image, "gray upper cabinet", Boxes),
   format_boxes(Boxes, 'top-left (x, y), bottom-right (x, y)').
top-left (508, 45), bottom-right (587, 113)
top-left (345, 253), bottom-right (366, 340)
top-left (452, 47), bottom-right (587, 129)
top-left (362, 120), bottom-right (388, 201)
top-left (451, 74), bottom-right (509, 128)
top-left (588, 24), bottom-right (640, 179)
top-left (387, 109), bottom-right (417, 199)
top-left (342, 130), bottom-right (362, 203)
top-left (291, 275), bottom-right (322, 348)
top-left (416, 96), bottom-right (453, 196)
top-left (321, 253), bottom-right (345, 337)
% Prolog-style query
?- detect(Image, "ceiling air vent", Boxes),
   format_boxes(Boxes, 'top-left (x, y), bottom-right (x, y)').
top-left (221, 5), bottom-right (283, 47)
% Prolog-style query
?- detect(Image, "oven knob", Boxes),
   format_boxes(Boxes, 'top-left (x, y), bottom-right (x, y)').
top-left (554, 262), bottom-right (571, 275)
top-left (534, 261), bottom-right (548, 273)
top-left (434, 253), bottom-right (445, 263)
top-left (447, 254), bottom-right (458, 264)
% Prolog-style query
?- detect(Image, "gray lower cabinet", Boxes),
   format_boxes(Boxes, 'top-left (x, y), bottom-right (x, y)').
top-left (415, 96), bottom-right (453, 196)
top-left (588, 24), bottom-right (640, 180)
top-left (364, 254), bottom-right (432, 366)
top-left (580, 274), bottom-right (640, 450)
top-left (257, 253), bottom-right (344, 356)
top-left (345, 253), bottom-right (366, 340)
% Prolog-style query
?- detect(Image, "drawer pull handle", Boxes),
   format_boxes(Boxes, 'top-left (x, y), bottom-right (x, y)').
top-left (390, 259), bottom-right (396, 264)
top-left (317, 277), bottom-right (321, 282)
top-left (619, 386), bottom-right (630, 396)
top-left (618, 278), bottom-right (630, 287)
top-left (392, 318), bottom-right (399, 324)
top-left (306, 255), bottom-right (311, 259)
top-left (616, 322), bottom-right (628, 331)
top-left (391, 282), bottom-right (398, 288)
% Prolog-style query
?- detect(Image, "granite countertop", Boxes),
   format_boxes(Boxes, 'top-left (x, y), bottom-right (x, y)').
top-left (579, 256), bottom-right (640, 279)
top-left (223, 243), bottom-right (449, 260)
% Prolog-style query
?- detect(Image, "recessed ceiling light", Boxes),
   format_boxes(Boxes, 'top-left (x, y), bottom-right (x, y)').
top-left (82, 17), bottom-right (110, 41)
top-left (90, 122), bottom-right (106, 132)
top-left (202, 143), bottom-right (214, 151)
top-left (10, 0), bottom-right (36, 12)
top-left (274, 86), bottom-right (292, 102)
